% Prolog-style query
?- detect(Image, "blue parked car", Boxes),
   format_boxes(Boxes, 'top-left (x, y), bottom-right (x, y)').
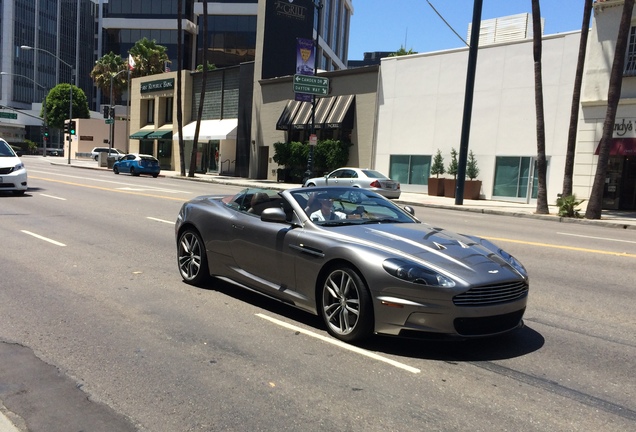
top-left (113, 154), bottom-right (161, 178)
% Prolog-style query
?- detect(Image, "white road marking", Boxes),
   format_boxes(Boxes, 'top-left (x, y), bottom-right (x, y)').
top-left (39, 194), bottom-right (67, 200)
top-left (256, 313), bottom-right (421, 374)
top-left (557, 232), bottom-right (636, 245)
top-left (29, 169), bottom-right (189, 194)
top-left (147, 217), bottom-right (175, 224)
top-left (20, 230), bottom-right (66, 247)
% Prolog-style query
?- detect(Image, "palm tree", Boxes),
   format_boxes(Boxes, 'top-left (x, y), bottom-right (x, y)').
top-left (90, 52), bottom-right (127, 105)
top-left (128, 37), bottom-right (170, 78)
top-left (562, 0), bottom-right (593, 198)
top-left (177, 0), bottom-right (186, 176)
top-left (532, 0), bottom-right (549, 214)
top-left (189, 1), bottom-right (209, 177)
top-left (586, 0), bottom-right (635, 219)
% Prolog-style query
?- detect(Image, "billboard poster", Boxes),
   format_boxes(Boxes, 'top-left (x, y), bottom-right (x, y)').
top-left (296, 38), bottom-right (315, 76)
top-left (262, 0), bottom-right (314, 80)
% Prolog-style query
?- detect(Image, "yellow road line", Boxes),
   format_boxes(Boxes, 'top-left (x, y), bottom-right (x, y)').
top-left (484, 236), bottom-right (636, 258)
top-left (30, 176), bottom-right (187, 201)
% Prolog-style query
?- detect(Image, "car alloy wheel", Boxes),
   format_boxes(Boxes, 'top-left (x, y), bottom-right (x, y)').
top-left (321, 266), bottom-right (373, 342)
top-left (177, 230), bottom-right (209, 286)
top-left (113, 166), bottom-right (119, 174)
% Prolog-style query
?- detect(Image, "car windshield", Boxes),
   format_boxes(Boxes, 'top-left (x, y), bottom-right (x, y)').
top-left (0, 140), bottom-right (16, 157)
top-left (290, 188), bottom-right (416, 226)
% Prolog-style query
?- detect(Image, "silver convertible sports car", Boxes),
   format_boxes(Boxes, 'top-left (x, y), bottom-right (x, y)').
top-left (176, 186), bottom-right (529, 343)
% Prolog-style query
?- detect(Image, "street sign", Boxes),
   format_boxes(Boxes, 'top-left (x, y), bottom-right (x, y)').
top-left (105, 118), bottom-right (114, 124)
top-left (293, 74), bottom-right (329, 97)
top-left (0, 112), bottom-right (18, 119)
top-left (309, 134), bottom-right (317, 146)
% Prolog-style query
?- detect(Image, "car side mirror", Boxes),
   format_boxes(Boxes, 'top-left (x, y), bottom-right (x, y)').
top-left (403, 206), bottom-right (416, 216)
top-left (261, 207), bottom-right (287, 223)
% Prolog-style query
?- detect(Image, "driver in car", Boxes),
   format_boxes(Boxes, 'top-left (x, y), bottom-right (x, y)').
top-left (310, 194), bottom-right (347, 222)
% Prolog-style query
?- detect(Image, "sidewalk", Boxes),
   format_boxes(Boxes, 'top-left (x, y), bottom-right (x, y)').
top-left (48, 157), bottom-right (636, 230)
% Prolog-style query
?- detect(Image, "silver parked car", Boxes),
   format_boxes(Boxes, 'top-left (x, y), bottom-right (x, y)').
top-left (303, 167), bottom-right (401, 199)
top-left (176, 186), bottom-right (529, 343)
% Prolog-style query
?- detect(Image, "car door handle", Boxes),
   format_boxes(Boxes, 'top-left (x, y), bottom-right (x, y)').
top-left (232, 224), bottom-right (245, 230)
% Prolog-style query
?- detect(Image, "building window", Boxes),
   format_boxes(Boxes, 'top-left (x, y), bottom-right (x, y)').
top-left (625, 26), bottom-right (636, 76)
top-left (389, 155), bottom-right (431, 185)
top-left (492, 156), bottom-right (546, 200)
top-left (165, 97), bottom-right (173, 123)
top-left (146, 99), bottom-right (155, 124)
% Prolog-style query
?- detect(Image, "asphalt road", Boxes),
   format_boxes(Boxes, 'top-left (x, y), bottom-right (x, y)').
top-left (0, 159), bottom-right (634, 431)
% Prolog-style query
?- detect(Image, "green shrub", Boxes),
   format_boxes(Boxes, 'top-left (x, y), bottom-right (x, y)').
top-left (556, 194), bottom-right (585, 218)
top-left (466, 150), bottom-right (480, 180)
top-left (273, 139), bottom-right (351, 176)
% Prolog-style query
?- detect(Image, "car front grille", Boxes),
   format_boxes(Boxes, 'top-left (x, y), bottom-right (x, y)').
top-left (453, 280), bottom-right (528, 307)
top-left (454, 308), bottom-right (525, 336)
top-left (0, 167), bottom-right (15, 175)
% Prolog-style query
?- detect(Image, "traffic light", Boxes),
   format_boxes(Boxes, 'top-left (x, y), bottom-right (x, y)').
top-left (43, 127), bottom-right (49, 141)
top-left (69, 120), bottom-right (76, 135)
top-left (103, 105), bottom-right (110, 118)
top-left (64, 122), bottom-right (69, 134)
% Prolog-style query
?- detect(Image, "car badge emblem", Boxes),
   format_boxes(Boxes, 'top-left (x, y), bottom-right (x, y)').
top-left (488, 270), bottom-right (499, 274)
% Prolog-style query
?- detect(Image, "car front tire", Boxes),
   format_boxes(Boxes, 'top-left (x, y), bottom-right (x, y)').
top-left (320, 266), bottom-right (373, 343)
top-left (177, 229), bottom-right (209, 286)
top-left (113, 166), bottom-right (119, 174)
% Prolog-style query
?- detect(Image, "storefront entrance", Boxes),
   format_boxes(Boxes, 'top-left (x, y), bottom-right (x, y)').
top-left (604, 156), bottom-right (636, 210)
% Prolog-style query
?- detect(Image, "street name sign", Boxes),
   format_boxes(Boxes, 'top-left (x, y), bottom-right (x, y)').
top-left (293, 74), bottom-right (329, 97)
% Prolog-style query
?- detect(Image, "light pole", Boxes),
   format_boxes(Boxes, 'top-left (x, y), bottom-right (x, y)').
top-left (304, 0), bottom-right (322, 182)
top-left (109, 69), bottom-right (127, 156)
top-left (20, 45), bottom-right (75, 164)
top-left (0, 71), bottom-right (48, 156)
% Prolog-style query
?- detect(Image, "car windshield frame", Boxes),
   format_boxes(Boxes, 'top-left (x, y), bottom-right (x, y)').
top-left (289, 187), bottom-right (417, 226)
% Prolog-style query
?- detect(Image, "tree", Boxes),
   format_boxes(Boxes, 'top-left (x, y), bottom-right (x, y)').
top-left (177, 0), bottom-right (186, 176)
top-left (44, 83), bottom-right (90, 129)
top-left (90, 52), bottom-right (127, 105)
top-left (586, 0), bottom-right (635, 219)
top-left (562, 0), bottom-right (593, 198)
top-left (388, 46), bottom-right (417, 57)
top-left (447, 148), bottom-right (458, 179)
top-left (531, 0), bottom-right (549, 214)
top-left (189, 0), bottom-right (209, 177)
top-left (430, 149), bottom-right (445, 177)
top-left (466, 150), bottom-right (479, 180)
top-left (128, 37), bottom-right (170, 78)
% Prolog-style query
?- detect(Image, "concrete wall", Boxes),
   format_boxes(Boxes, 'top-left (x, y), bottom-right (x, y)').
top-left (375, 32), bottom-right (580, 199)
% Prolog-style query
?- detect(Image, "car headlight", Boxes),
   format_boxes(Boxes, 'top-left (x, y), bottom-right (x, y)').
top-left (383, 258), bottom-right (456, 287)
top-left (14, 162), bottom-right (25, 172)
top-left (497, 248), bottom-right (527, 277)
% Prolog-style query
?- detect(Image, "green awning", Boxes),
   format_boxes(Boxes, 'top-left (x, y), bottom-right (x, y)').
top-left (147, 130), bottom-right (172, 139)
top-left (129, 130), bottom-right (152, 139)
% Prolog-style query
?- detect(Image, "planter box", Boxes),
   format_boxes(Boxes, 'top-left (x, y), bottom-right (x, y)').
top-left (444, 179), bottom-right (456, 198)
top-left (463, 180), bottom-right (482, 200)
top-left (428, 177), bottom-right (445, 196)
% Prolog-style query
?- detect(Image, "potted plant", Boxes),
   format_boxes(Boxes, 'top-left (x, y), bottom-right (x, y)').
top-left (463, 150), bottom-right (482, 200)
top-left (444, 148), bottom-right (458, 198)
top-left (428, 149), bottom-right (445, 196)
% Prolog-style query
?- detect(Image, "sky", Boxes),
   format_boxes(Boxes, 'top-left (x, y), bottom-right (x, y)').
top-left (348, 0), bottom-right (589, 60)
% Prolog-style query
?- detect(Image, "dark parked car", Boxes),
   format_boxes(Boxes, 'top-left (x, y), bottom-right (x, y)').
top-left (113, 154), bottom-right (160, 177)
top-left (175, 186), bottom-right (529, 343)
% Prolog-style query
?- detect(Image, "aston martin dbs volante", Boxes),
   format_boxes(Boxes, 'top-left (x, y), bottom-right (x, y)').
top-left (175, 186), bottom-right (529, 343)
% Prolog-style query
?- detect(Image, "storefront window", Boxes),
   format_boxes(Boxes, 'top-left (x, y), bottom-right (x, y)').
top-left (493, 156), bottom-right (544, 200)
top-left (139, 140), bottom-right (154, 155)
top-left (389, 155), bottom-right (431, 185)
top-left (158, 140), bottom-right (172, 170)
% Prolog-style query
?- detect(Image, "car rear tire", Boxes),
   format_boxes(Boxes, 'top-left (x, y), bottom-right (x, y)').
top-left (152, 173), bottom-right (158, 178)
top-left (320, 266), bottom-right (373, 343)
top-left (113, 166), bottom-right (119, 174)
top-left (177, 229), bottom-right (209, 286)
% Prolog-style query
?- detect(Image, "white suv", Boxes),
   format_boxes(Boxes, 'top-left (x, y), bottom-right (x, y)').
top-left (91, 147), bottom-right (125, 161)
